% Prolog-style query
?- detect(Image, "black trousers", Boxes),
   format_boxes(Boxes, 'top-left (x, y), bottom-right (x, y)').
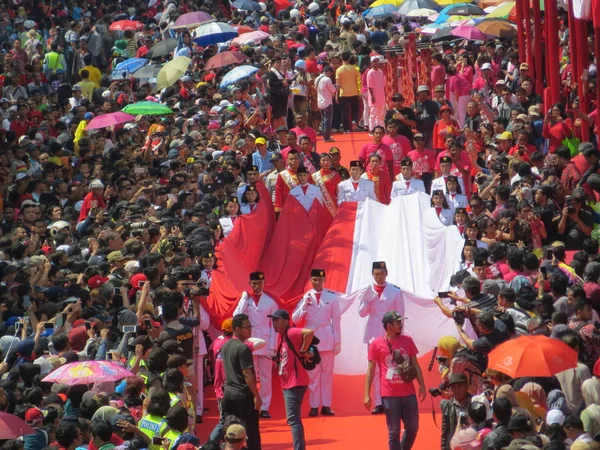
top-left (222, 391), bottom-right (261, 450)
top-left (339, 96), bottom-right (360, 130)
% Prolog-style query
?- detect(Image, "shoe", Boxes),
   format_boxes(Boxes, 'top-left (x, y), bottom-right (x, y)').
top-left (321, 407), bottom-right (335, 416)
top-left (324, 138), bottom-right (336, 142)
top-left (259, 410), bottom-right (271, 419)
top-left (195, 414), bottom-right (203, 424)
top-left (203, 407), bottom-right (209, 412)
top-left (309, 408), bottom-right (319, 417)
top-left (371, 405), bottom-right (384, 415)
top-left (332, 128), bottom-right (339, 133)
top-left (351, 121), bottom-right (357, 131)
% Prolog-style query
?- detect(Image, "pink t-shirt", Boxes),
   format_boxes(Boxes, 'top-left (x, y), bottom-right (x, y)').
top-left (382, 135), bottom-right (412, 177)
top-left (359, 142), bottom-right (393, 167)
top-left (368, 335), bottom-right (418, 397)
top-left (431, 65), bottom-right (446, 88)
top-left (291, 126), bottom-right (317, 145)
top-left (366, 68), bottom-right (386, 106)
top-left (449, 74), bottom-right (471, 97)
top-left (277, 328), bottom-right (309, 390)
top-left (212, 336), bottom-right (256, 399)
top-left (407, 148), bottom-right (436, 177)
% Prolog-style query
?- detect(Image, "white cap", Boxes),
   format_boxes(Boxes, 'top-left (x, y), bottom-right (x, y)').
top-left (123, 123), bottom-right (137, 130)
top-left (180, 75), bottom-right (191, 82)
top-left (219, 100), bottom-right (232, 107)
top-left (370, 55), bottom-right (384, 63)
top-left (15, 173), bottom-right (30, 181)
top-left (495, 79), bottom-right (506, 85)
top-left (546, 409), bottom-right (565, 426)
top-left (259, 2), bottom-right (267, 11)
top-left (481, 62), bottom-right (492, 70)
top-left (308, 2), bottom-right (320, 12)
top-left (89, 179), bottom-right (105, 189)
top-left (290, 9), bottom-right (300, 18)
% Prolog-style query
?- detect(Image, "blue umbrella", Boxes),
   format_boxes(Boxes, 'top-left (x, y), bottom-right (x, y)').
top-left (220, 65), bottom-right (259, 88)
top-left (193, 22), bottom-right (239, 47)
top-left (435, 3), bottom-right (477, 24)
top-left (231, 0), bottom-right (261, 11)
top-left (113, 58), bottom-right (149, 74)
top-left (364, 5), bottom-right (398, 20)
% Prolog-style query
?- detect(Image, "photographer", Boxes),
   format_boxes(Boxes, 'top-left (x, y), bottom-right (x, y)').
top-left (456, 311), bottom-right (510, 355)
top-left (440, 373), bottom-right (472, 450)
top-left (434, 277), bottom-right (497, 321)
top-left (557, 190), bottom-right (593, 250)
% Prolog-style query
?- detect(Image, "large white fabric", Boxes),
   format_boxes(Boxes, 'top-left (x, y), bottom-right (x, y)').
top-left (572, 0), bottom-right (591, 19)
top-left (334, 193), bottom-right (467, 375)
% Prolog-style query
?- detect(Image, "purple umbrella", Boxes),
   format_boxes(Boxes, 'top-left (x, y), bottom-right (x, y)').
top-left (85, 112), bottom-right (136, 130)
top-left (451, 25), bottom-right (487, 41)
top-left (173, 11), bottom-right (215, 30)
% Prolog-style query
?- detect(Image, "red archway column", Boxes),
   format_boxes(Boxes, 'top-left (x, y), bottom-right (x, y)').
top-left (544, 0), bottom-right (561, 105)
top-left (515, 0), bottom-right (526, 60)
top-left (522, 0), bottom-right (534, 71)
top-left (532, 0), bottom-right (544, 95)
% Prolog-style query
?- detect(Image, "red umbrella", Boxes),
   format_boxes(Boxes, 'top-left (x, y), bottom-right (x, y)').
top-left (109, 20), bottom-right (144, 31)
top-left (205, 51), bottom-right (248, 70)
top-left (0, 412), bottom-right (36, 439)
top-left (236, 25), bottom-right (255, 34)
top-left (488, 335), bottom-right (578, 378)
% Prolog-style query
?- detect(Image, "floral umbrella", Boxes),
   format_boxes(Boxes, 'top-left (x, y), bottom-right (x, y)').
top-left (42, 361), bottom-right (133, 386)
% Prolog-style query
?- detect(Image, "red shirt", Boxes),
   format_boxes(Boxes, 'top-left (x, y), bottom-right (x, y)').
top-left (434, 150), bottom-right (472, 174)
top-left (10, 119), bottom-right (29, 138)
top-left (431, 65), bottom-right (446, 88)
top-left (305, 59), bottom-right (321, 75)
top-left (542, 119), bottom-right (573, 154)
top-left (508, 144), bottom-right (537, 162)
top-left (359, 142), bottom-right (393, 168)
top-left (407, 148), bottom-right (436, 177)
top-left (368, 335), bottom-right (418, 397)
top-left (277, 327), bottom-right (309, 389)
top-left (382, 135), bottom-right (412, 177)
top-left (290, 125), bottom-right (317, 145)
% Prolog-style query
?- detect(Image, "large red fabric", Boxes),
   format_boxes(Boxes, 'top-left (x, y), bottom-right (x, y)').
top-left (261, 196), bottom-right (333, 307)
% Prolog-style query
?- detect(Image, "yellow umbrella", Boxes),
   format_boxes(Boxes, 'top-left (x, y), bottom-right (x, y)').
top-left (486, 1), bottom-right (515, 19)
top-left (370, 0), bottom-right (402, 7)
top-left (436, 0), bottom-right (466, 5)
top-left (156, 56), bottom-right (192, 90)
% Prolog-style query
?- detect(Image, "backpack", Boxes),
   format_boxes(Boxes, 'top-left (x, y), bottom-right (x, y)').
top-left (453, 347), bottom-right (488, 376)
top-left (278, 329), bottom-right (322, 371)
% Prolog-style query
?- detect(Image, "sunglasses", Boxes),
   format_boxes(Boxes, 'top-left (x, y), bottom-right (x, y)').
top-left (414, 137), bottom-right (424, 141)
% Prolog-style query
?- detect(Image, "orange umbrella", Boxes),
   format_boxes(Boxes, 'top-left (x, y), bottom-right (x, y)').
top-left (236, 25), bottom-right (255, 34)
top-left (488, 335), bottom-right (578, 378)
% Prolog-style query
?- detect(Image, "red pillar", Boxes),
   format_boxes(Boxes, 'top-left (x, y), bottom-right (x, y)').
top-left (532, 0), bottom-right (544, 95)
top-left (515, 0), bottom-right (526, 61)
top-left (544, 0), bottom-right (561, 105)
top-left (522, 0), bottom-right (533, 71)
top-left (568, 7), bottom-right (580, 92)
top-left (595, 30), bottom-right (600, 142)
top-left (576, 19), bottom-right (590, 142)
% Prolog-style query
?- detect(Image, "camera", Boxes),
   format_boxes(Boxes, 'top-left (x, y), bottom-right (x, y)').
top-left (452, 309), bottom-right (466, 327)
top-left (459, 412), bottom-right (468, 426)
top-left (127, 221), bottom-right (149, 231)
top-left (429, 388), bottom-right (442, 397)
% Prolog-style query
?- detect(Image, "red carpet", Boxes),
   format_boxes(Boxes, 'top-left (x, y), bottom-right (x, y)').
top-left (196, 352), bottom-right (443, 449)
top-left (316, 130), bottom-right (371, 167)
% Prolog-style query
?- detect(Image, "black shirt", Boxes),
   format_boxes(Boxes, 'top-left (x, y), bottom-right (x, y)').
top-left (412, 100), bottom-right (440, 134)
top-left (473, 320), bottom-right (510, 355)
top-left (163, 324), bottom-right (194, 360)
top-left (221, 337), bottom-right (255, 398)
top-left (385, 107), bottom-right (416, 141)
top-left (561, 209), bottom-right (594, 250)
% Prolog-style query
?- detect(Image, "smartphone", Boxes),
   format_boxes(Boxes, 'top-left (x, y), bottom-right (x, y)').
top-left (44, 323), bottom-right (55, 330)
top-left (152, 437), bottom-right (164, 445)
top-left (122, 325), bottom-right (137, 333)
top-left (138, 280), bottom-right (145, 288)
top-left (114, 288), bottom-right (120, 295)
top-left (157, 305), bottom-right (163, 316)
top-left (140, 392), bottom-right (147, 401)
top-left (438, 291), bottom-right (450, 298)
top-left (85, 321), bottom-right (91, 331)
top-left (540, 266), bottom-right (547, 278)
top-left (22, 295), bottom-right (31, 308)
top-left (145, 319), bottom-right (152, 329)
top-left (545, 248), bottom-right (553, 260)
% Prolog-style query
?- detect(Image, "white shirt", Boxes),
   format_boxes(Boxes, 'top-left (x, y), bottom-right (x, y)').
top-left (292, 288), bottom-right (342, 351)
top-left (446, 192), bottom-right (468, 209)
top-left (219, 216), bottom-right (236, 237)
top-left (391, 176), bottom-right (425, 198)
top-left (233, 291), bottom-right (279, 355)
top-left (337, 177), bottom-right (377, 205)
top-left (358, 283), bottom-right (404, 343)
top-left (431, 175), bottom-right (466, 195)
top-left (289, 183), bottom-right (323, 212)
top-left (316, 74), bottom-right (336, 109)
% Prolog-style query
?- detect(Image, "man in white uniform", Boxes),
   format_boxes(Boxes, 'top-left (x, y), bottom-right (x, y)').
top-left (391, 157), bottom-right (426, 198)
top-left (233, 271), bottom-right (279, 418)
top-left (289, 167), bottom-right (323, 212)
top-left (337, 160), bottom-right (377, 205)
top-left (358, 261), bottom-right (405, 414)
top-left (431, 156), bottom-right (465, 194)
top-left (292, 268), bottom-right (342, 417)
top-left (237, 165), bottom-right (260, 203)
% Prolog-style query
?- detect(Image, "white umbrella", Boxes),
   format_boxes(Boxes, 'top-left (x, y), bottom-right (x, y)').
top-left (406, 8), bottom-right (438, 17)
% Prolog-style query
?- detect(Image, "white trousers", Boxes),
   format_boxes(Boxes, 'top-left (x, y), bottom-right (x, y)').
top-left (362, 92), bottom-right (370, 128)
top-left (254, 355), bottom-right (272, 411)
top-left (453, 94), bottom-right (471, 128)
top-left (368, 103), bottom-right (386, 131)
top-left (307, 350), bottom-right (335, 408)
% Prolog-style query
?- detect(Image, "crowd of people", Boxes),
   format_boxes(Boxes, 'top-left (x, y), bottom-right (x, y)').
top-left (1, 0), bottom-right (600, 450)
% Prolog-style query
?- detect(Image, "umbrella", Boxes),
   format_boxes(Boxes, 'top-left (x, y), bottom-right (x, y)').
top-left (406, 8), bottom-right (438, 17)
top-left (231, 0), bottom-right (262, 11)
top-left (86, 112), bottom-right (136, 130)
top-left (172, 11), bottom-right (215, 30)
top-left (488, 335), bottom-right (578, 378)
top-left (0, 412), bottom-right (35, 439)
top-left (109, 20), bottom-right (144, 31)
top-left (451, 24), bottom-right (487, 40)
top-left (370, 0), bottom-right (402, 7)
top-left (432, 26), bottom-right (459, 41)
top-left (205, 51), bottom-right (247, 70)
top-left (122, 101), bottom-right (174, 115)
top-left (114, 58), bottom-right (149, 74)
top-left (364, 4), bottom-right (399, 19)
top-left (397, 0), bottom-right (442, 14)
top-left (437, 0), bottom-right (468, 4)
top-left (444, 3), bottom-right (486, 15)
top-left (220, 65), bottom-right (259, 88)
top-left (236, 25), bottom-right (255, 34)
top-left (133, 64), bottom-right (163, 79)
top-left (156, 56), bottom-right (192, 90)
top-left (146, 38), bottom-right (178, 59)
top-left (42, 361), bottom-right (134, 386)
top-left (475, 18), bottom-right (517, 38)
top-left (193, 22), bottom-right (239, 46)
top-left (232, 30), bottom-right (270, 45)
top-left (486, 1), bottom-right (516, 19)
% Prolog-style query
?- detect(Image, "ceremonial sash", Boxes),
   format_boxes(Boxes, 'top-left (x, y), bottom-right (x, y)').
top-left (312, 171), bottom-right (337, 217)
top-left (280, 169), bottom-right (299, 190)
top-left (366, 173), bottom-right (381, 202)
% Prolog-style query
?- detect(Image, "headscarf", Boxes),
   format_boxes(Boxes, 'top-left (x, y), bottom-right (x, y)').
top-left (582, 378), bottom-right (600, 407)
top-left (520, 382), bottom-right (547, 409)
top-left (91, 406), bottom-right (119, 422)
top-left (438, 336), bottom-right (461, 359)
top-left (546, 389), bottom-right (571, 415)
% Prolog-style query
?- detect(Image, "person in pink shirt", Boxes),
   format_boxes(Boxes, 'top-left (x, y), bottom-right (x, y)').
top-left (407, 132), bottom-right (436, 191)
top-left (359, 125), bottom-right (394, 179)
top-left (270, 309), bottom-right (314, 450)
top-left (382, 121), bottom-right (412, 177)
top-left (446, 66), bottom-right (472, 127)
top-left (366, 55), bottom-right (387, 131)
top-left (364, 311), bottom-right (426, 450)
top-left (472, 62), bottom-right (496, 104)
top-left (431, 53), bottom-right (446, 88)
top-left (291, 113), bottom-right (317, 149)
top-left (456, 53), bottom-right (475, 85)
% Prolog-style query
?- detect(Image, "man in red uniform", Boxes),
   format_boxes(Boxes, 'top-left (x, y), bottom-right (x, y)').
top-left (274, 149), bottom-right (305, 215)
top-left (312, 153), bottom-right (341, 217)
top-left (358, 125), bottom-right (394, 179)
top-left (361, 153), bottom-right (391, 205)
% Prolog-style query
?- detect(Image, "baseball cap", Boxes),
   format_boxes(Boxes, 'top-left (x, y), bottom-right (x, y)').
top-left (546, 409), bottom-right (565, 426)
top-left (498, 131), bottom-right (513, 140)
top-left (329, 147), bottom-right (341, 154)
top-left (267, 309), bottom-right (290, 320)
top-left (417, 84), bottom-right (429, 94)
top-left (435, 85), bottom-right (445, 92)
top-left (221, 318), bottom-right (233, 333)
top-left (225, 424), bottom-right (247, 441)
top-left (16, 173), bottom-right (30, 181)
top-left (382, 311), bottom-right (404, 326)
top-left (271, 153), bottom-right (282, 161)
top-left (107, 251), bottom-right (126, 262)
top-left (25, 408), bottom-right (44, 424)
top-left (481, 62), bottom-right (492, 70)
top-left (370, 55), bottom-right (384, 63)
top-left (89, 179), bottom-right (104, 189)
top-left (520, 63), bottom-right (529, 70)
top-left (255, 137), bottom-right (267, 145)
top-left (447, 372), bottom-right (468, 386)
top-left (88, 275), bottom-right (109, 289)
